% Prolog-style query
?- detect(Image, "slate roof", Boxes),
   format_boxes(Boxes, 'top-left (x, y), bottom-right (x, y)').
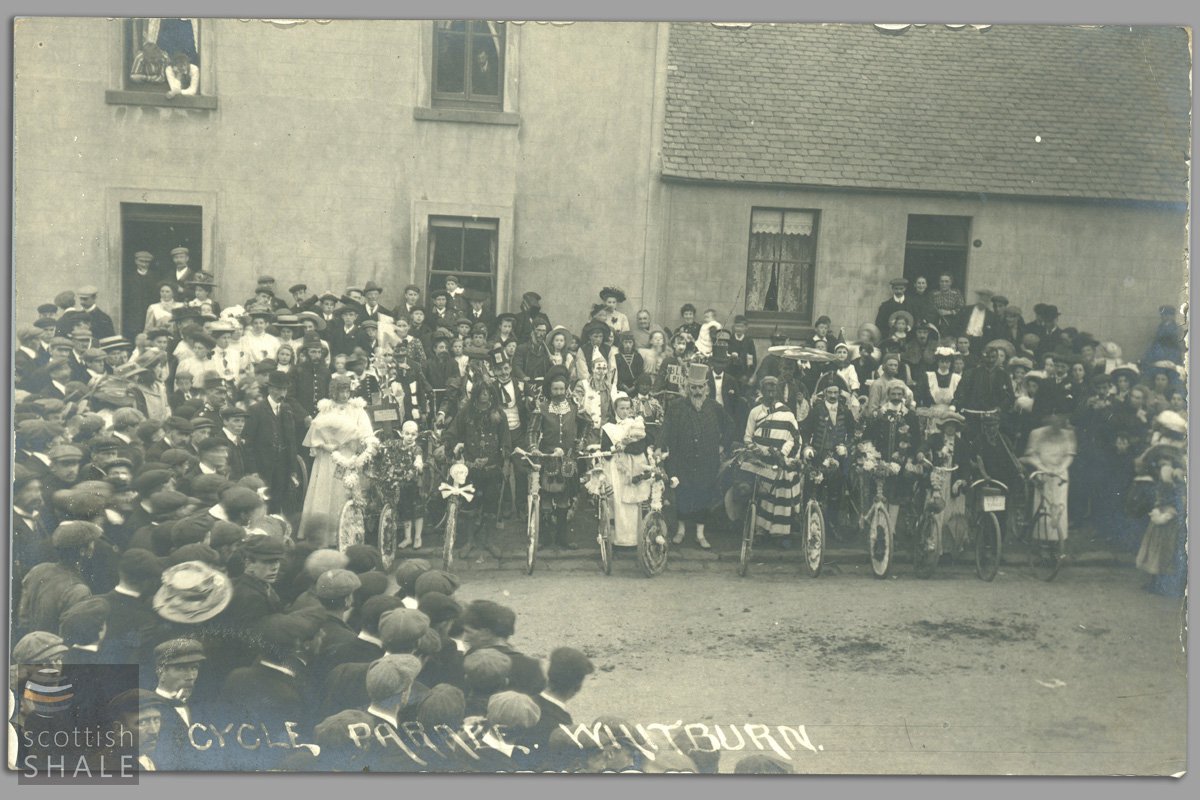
top-left (662, 23), bottom-right (1191, 203)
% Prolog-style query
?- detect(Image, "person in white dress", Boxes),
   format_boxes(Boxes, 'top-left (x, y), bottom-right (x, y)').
top-left (300, 374), bottom-right (379, 548)
top-left (143, 283), bottom-right (179, 333)
top-left (599, 394), bottom-right (652, 547)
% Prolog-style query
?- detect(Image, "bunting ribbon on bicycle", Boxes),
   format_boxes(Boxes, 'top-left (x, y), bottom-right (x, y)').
top-left (439, 482), bottom-right (477, 503)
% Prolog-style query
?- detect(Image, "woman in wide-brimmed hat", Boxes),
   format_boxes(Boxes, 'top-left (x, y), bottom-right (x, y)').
top-left (921, 407), bottom-right (970, 556)
top-left (153, 560), bottom-right (233, 625)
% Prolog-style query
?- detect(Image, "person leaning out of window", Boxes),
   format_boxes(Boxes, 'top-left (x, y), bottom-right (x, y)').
top-left (165, 51), bottom-right (199, 98)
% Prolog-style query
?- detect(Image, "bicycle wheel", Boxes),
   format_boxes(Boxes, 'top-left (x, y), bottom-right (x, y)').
top-left (804, 499), bottom-right (825, 578)
top-left (598, 499), bottom-right (613, 576)
top-left (1027, 511), bottom-right (1063, 581)
top-left (295, 455), bottom-right (309, 497)
top-left (638, 510), bottom-right (670, 578)
top-left (912, 512), bottom-right (938, 579)
top-left (442, 500), bottom-right (457, 572)
top-left (974, 510), bottom-right (1002, 582)
top-left (525, 494), bottom-right (540, 575)
top-left (869, 504), bottom-right (892, 579)
top-left (738, 495), bottom-right (756, 578)
top-left (337, 500), bottom-right (364, 552)
top-left (377, 503), bottom-right (397, 570)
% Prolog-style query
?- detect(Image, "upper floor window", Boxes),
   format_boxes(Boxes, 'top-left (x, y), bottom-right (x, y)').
top-left (433, 21), bottom-right (505, 109)
top-left (745, 208), bottom-right (819, 324)
top-left (124, 18), bottom-right (201, 95)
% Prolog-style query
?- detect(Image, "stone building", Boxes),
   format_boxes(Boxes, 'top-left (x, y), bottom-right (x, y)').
top-left (12, 19), bottom-right (1188, 354)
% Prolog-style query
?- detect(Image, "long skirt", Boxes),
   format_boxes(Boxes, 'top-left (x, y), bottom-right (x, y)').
top-left (931, 470), bottom-right (968, 556)
top-left (301, 451), bottom-right (352, 547)
top-left (1136, 518), bottom-right (1181, 576)
top-left (1032, 473), bottom-right (1069, 542)
top-left (604, 454), bottom-right (651, 546)
top-left (743, 462), bottom-right (801, 537)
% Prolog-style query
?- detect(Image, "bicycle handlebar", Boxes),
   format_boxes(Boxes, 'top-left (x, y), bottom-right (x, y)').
top-left (970, 477), bottom-right (1009, 493)
top-left (1028, 470), bottom-right (1068, 487)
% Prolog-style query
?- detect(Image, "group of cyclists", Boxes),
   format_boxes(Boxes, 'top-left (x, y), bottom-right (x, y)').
top-left (17, 275), bottom-right (1186, 585)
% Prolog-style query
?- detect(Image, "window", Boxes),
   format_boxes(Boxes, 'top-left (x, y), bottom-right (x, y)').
top-left (745, 208), bottom-right (818, 324)
top-left (428, 217), bottom-right (499, 313)
top-left (120, 203), bottom-right (203, 338)
top-left (433, 21), bottom-right (505, 109)
top-left (123, 18), bottom-right (200, 93)
top-left (903, 215), bottom-right (972, 293)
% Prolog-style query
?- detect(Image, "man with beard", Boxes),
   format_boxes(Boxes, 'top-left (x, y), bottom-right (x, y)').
top-left (446, 383), bottom-right (511, 558)
top-left (12, 464), bottom-right (48, 613)
top-left (513, 316), bottom-right (551, 384)
top-left (294, 333), bottom-right (331, 421)
top-left (657, 363), bottom-right (733, 549)
top-left (527, 367), bottom-right (586, 550)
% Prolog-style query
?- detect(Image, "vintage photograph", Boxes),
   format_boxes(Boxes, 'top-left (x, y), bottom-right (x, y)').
top-left (8, 18), bottom-right (1190, 776)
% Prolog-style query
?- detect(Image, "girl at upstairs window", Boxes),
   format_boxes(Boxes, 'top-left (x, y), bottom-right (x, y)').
top-left (165, 51), bottom-right (199, 98)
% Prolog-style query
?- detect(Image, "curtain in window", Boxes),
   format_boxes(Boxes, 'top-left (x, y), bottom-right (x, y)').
top-left (746, 210), bottom-right (781, 311)
top-left (144, 18), bottom-right (200, 64)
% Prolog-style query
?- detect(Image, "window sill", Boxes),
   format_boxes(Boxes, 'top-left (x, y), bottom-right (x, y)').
top-left (105, 90), bottom-right (218, 110)
top-left (413, 106), bottom-right (519, 126)
top-left (746, 318), bottom-right (814, 340)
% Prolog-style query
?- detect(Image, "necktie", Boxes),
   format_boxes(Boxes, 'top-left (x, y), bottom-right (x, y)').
top-left (222, 351), bottom-right (229, 374)
top-left (502, 384), bottom-right (512, 404)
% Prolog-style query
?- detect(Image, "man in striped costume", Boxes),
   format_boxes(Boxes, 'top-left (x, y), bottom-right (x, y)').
top-left (742, 376), bottom-right (803, 547)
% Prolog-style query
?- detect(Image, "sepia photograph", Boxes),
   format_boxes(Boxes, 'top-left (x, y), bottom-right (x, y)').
top-left (7, 16), bottom-right (1190, 778)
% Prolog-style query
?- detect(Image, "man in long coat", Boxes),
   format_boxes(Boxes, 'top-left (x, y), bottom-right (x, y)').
top-left (657, 363), bottom-right (733, 549)
top-left (241, 372), bottom-right (302, 515)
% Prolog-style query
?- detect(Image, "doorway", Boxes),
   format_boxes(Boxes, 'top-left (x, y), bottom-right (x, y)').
top-left (120, 203), bottom-right (203, 337)
top-left (903, 214), bottom-right (971, 296)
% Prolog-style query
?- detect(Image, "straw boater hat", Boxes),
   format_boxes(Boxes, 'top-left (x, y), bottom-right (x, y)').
top-left (152, 561), bottom-right (233, 624)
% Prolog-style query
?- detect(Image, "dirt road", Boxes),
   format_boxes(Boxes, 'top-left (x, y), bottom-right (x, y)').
top-left (450, 558), bottom-right (1187, 775)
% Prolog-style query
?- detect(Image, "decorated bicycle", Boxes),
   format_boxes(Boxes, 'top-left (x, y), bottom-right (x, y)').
top-left (633, 446), bottom-right (674, 577)
top-left (367, 420), bottom-right (425, 569)
top-left (857, 377), bottom-right (920, 578)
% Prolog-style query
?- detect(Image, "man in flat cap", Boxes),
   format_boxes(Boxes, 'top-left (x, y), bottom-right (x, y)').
top-left (874, 277), bottom-right (912, 335)
top-left (149, 637), bottom-right (207, 768)
top-left (125, 250), bottom-right (161, 337)
top-left (220, 533), bottom-right (286, 630)
top-left (288, 282), bottom-right (317, 313)
top-left (306, 569), bottom-right (362, 660)
top-left (17, 521), bottom-right (101, 639)
top-left (168, 246), bottom-right (195, 299)
top-left (72, 285), bottom-right (117, 342)
top-left (105, 689), bottom-right (166, 771)
top-left (460, 600), bottom-right (545, 696)
top-left (398, 284), bottom-right (423, 320)
top-left (428, 288), bottom-right (458, 328)
top-left (216, 405), bottom-right (249, 480)
top-left (12, 464), bottom-right (49, 611)
top-left (364, 654), bottom-right (425, 730)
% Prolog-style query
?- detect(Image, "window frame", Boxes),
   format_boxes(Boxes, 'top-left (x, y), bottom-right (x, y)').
top-left (106, 17), bottom-right (217, 109)
top-left (743, 207), bottom-right (821, 327)
top-left (431, 20), bottom-right (507, 111)
top-left (426, 215), bottom-right (501, 314)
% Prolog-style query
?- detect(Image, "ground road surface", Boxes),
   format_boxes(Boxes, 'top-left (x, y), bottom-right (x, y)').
top-left (449, 553), bottom-right (1186, 776)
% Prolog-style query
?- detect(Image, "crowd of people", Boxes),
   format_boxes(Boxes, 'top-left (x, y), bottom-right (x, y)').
top-left (9, 264), bottom-right (1188, 771)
